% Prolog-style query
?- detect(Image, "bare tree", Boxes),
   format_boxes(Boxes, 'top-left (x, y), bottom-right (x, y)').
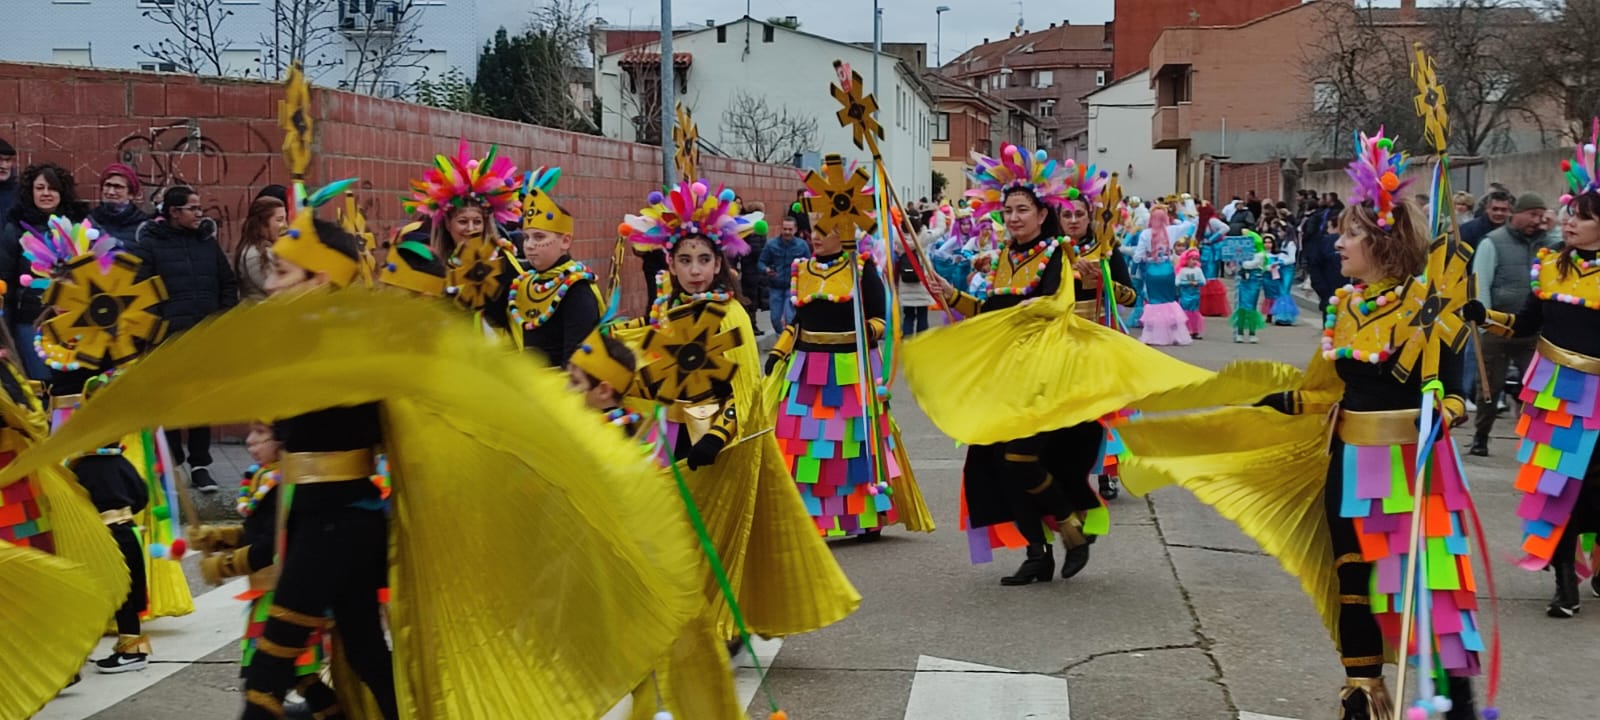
top-left (719, 91), bottom-right (819, 164)
top-left (341, 0), bottom-right (430, 98)
top-left (260, 0), bottom-right (343, 81)
top-left (1530, 0), bottom-right (1600, 142)
top-left (1299, 1), bottom-right (1425, 156)
top-left (135, 0), bottom-right (237, 75)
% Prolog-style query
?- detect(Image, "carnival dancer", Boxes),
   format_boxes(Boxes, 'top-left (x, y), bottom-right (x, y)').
top-left (503, 167), bottom-right (602, 365)
top-left (762, 161), bottom-right (932, 540)
top-left (911, 145), bottom-right (1289, 585)
top-left (1270, 230), bottom-right (1302, 325)
top-left (617, 179), bottom-right (861, 642)
top-left (1118, 131), bottom-right (1485, 720)
top-left (1462, 134), bottom-right (1600, 618)
top-left (567, 327), bottom-right (643, 438)
top-left (404, 140), bottom-right (523, 323)
top-left (1136, 208), bottom-right (1192, 347)
top-left (1231, 230), bottom-right (1269, 343)
top-left (1176, 249), bottom-right (1207, 339)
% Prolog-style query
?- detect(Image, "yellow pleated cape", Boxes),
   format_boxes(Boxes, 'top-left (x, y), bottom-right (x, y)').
top-left (618, 301), bottom-right (862, 641)
top-left (901, 278), bottom-right (1300, 446)
top-left (0, 363), bottom-right (129, 719)
top-left (0, 289), bottom-right (712, 720)
top-left (1117, 350), bottom-right (1347, 643)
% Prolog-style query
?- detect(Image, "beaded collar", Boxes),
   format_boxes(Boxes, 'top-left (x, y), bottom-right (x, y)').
top-left (1321, 279), bottom-right (1408, 364)
top-left (236, 463), bottom-right (280, 518)
top-left (647, 270), bottom-right (732, 326)
top-left (789, 253), bottom-right (863, 308)
top-left (987, 237), bottom-right (1062, 298)
top-left (1531, 247), bottom-right (1600, 309)
top-left (604, 407), bottom-right (642, 430)
top-left (508, 258), bottom-right (596, 329)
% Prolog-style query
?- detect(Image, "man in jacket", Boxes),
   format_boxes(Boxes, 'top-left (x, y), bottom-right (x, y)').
top-left (757, 217), bottom-right (811, 333)
top-left (1459, 189), bottom-right (1512, 250)
top-left (131, 186), bottom-right (239, 491)
top-left (88, 164), bottom-right (149, 247)
top-left (0, 139), bottom-right (16, 222)
top-left (1467, 191), bottom-right (1558, 456)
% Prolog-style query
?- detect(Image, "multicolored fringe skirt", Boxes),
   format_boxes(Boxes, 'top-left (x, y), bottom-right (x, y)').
top-left (0, 448), bottom-right (53, 552)
top-left (777, 347), bottom-right (902, 537)
top-left (960, 426), bottom-right (1112, 564)
top-left (240, 589), bottom-right (325, 676)
top-left (1513, 349), bottom-right (1600, 570)
top-left (1338, 433), bottom-right (1482, 676)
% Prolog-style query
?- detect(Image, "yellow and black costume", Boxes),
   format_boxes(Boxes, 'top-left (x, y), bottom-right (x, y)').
top-left (508, 167), bottom-right (603, 365)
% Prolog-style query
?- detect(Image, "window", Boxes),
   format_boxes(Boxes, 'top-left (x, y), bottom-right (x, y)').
top-left (1035, 70), bottom-right (1053, 88)
top-left (995, 71), bottom-right (1009, 89)
top-left (762, 25), bottom-right (774, 43)
top-left (221, 47), bottom-right (262, 77)
top-left (140, 61), bottom-right (178, 72)
top-left (139, 0), bottom-right (177, 6)
top-left (717, 26), bottom-right (726, 43)
top-left (935, 112), bottom-right (949, 141)
top-left (52, 48), bottom-right (92, 66)
top-left (1485, 72), bottom-right (1511, 103)
top-left (1038, 100), bottom-right (1054, 118)
top-left (1095, 70), bottom-right (1107, 87)
top-left (1312, 81), bottom-right (1338, 114)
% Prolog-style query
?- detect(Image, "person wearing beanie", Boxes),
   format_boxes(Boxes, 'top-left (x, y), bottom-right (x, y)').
top-left (1468, 190), bottom-right (1560, 456)
top-left (0, 138), bottom-right (16, 222)
top-left (89, 163), bottom-right (149, 246)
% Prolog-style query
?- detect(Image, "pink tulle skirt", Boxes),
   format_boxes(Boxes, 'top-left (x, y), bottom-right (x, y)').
top-left (1140, 302), bottom-right (1192, 346)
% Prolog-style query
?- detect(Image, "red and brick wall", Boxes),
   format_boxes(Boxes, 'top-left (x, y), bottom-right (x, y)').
top-left (1202, 160), bottom-right (1283, 206)
top-left (0, 62), bottom-right (801, 316)
top-left (1112, 0), bottom-right (1298, 78)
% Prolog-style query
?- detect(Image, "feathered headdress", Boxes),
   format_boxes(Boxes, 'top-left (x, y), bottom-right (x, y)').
top-left (1559, 118), bottom-right (1600, 206)
top-left (1346, 129), bottom-right (1412, 230)
top-left (965, 144), bottom-right (1076, 216)
top-left (20, 216), bottom-right (118, 287)
top-left (622, 180), bottom-right (765, 258)
top-left (404, 139), bottom-right (522, 224)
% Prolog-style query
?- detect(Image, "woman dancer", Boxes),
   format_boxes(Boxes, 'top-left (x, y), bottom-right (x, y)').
top-left (1137, 208), bottom-right (1191, 347)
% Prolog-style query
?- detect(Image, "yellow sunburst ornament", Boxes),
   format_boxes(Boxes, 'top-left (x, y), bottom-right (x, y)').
top-left (1085, 173), bottom-right (1125, 260)
top-left (445, 237), bottom-right (508, 312)
top-left (802, 154), bottom-right (876, 249)
top-left (41, 253), bottom-right (168, 372)
top-left (279, 63), bottom-right (314, 179)
top-left (1390, 235), bottom-right (1473, 385)
top-left (1411, 42), bottom-right (1449, 154)
top-left (673, 103), bottom-right (701, 182)
top-left (637, 301), bottom-right (745, 404)
top-left (830, 61), bottom-right (884, 151)
top-left (339, 190), bottom-right (378, 285)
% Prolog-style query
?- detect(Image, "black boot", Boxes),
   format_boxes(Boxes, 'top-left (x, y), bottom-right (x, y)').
top-left (1337, 677), bottom-right (1393, 720)
top-left (1058, 516), bottom-right (1092, 580)
top-left (1442, 675), bottom-right (1477, 720)
top-left (1548, 560), bottom-right (1581, 618)
top-left (1098, 474), bottom-right (1120, 500)
top-left (1000, 544), bottom-right (1054, 586)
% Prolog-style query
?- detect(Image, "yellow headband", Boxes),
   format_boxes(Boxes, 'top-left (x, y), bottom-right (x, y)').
top-left (273, 212), bottom-right (361, 288)
top-left (569, 327), bottom-right (634, 392)
top-left (521, 186), bottom-right (574, 236)
top-left (378, 241), bottom-right (447, 297)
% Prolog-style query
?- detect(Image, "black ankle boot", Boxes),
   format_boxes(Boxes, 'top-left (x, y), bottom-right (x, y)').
top-left (1444, 675), bottom-right (1477, 720)
top-left (1000, 545), bottom-right (1054, 586)
top-left (1058, 517), bottom-right (1093, 580)
top-left (1098, 474), bottom-right (1119, 500)
top-left (1548, 560), bottom-right (1581, 618)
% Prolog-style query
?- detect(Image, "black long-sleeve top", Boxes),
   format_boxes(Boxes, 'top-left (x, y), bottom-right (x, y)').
top-left (516, 256), bottom-right (602, 366)
top-left (274, 403), bottom-right (383, 509)
top-left (1074, 232), bottom-right (1135, 305)
top-left (791, 252), bottom-right (887, 353)
top-left (69, 453), bottom-right (148, 515)
top-left (240, 473), bottom-right (281, 575)
top-left (1492, 249), bottom-right (1600, 359)
top-left (1335, 346), bottom-right (1466, 414)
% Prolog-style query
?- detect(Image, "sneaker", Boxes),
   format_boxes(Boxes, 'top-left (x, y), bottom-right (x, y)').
top-left (1464, 399), bottom-right (1478, 413)
top-left (1591, 574), bottom-right (1600, 599)
top-left (190, 466), bottom-right (219, 493)
top-left (94, 651), bottom-right (148, 674)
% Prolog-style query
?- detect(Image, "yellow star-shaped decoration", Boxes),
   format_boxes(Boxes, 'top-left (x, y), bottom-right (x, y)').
top-left (803, 154), bottom-right (876, 249)
top-left (1083, 173), bottom-right (1124, 260)
top-left (40, 253), bottom-right (168, 372)
top-left (673, 103), bottom-right (701, 182)
top-left (278, 63), bottom-right (314, 178)
top-left (830, 65), bottom-right (884, 150)
top-left (637, 301), bottom-right (745, 403)
top-left (446, 237), bottom-right (507, 312)
top-left (1390, 233), bottom-right (1473, 385)
top-left (340, 191), bottom-right (378, 286)
top-left (1411, 43), bottom-right (1449, 155)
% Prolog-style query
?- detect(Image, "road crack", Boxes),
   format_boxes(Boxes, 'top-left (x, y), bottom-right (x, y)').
top-left (1146, 497), bottom-right (1241, 714)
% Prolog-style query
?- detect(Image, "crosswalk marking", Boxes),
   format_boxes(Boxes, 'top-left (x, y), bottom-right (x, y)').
top-left (39, 576), bottom-right (249, 719)
top-left (904, 655), bottom-right (1069, 720)
top-left (1239, 712), bottom-right (1300, 720)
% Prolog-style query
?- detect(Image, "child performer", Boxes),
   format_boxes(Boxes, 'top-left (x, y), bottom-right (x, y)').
top-left (567, 328), bottom-right (642, 437)
top-left (1176, 249), bottom-right (1206, 339)
top-left (1231, 230), bottom-right (1269, 343)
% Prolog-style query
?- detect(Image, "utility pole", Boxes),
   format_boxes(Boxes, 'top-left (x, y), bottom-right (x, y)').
top-left (659, 0), bottom-right (675, 186)
top-left (936, 6), bottom-right (950, 67)
top-left (872, 1), bottom-right (882, 100)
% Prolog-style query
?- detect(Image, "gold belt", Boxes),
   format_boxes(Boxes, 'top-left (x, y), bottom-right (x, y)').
top-left (798, 329), bottom-right (858, 345)
top-left (282, 449), bottom-right (376, 485)
top-left (1336, 408), bottom-right (1421, 446)
top-left (100, 507), bottom-right (134, 525)
top-left (1073, 303), bottom-right (1104, 321)
top-left (1539, 337), bottom-right (1600, 375)
top-left (247, 565), bottom-right (280, 592)
top-left (50, 393), bottom-right (83, 411)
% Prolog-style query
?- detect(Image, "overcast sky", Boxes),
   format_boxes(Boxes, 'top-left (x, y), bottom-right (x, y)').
top-left (474, 1), bottom-right (1447, 67)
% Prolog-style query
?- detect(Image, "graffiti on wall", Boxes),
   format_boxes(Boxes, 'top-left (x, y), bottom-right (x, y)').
top-left (115, 121), bottom-right (271, 248)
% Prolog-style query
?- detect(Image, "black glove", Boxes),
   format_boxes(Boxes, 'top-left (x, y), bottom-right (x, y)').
top-left (764, 354), bottom-right (780, 376)
top-left (1461, 299), bottom-right (1487, 325)
top-left (686, 435), bottom-right (726, 470)
top-left (1254, 392), bottom-right (1294, 415)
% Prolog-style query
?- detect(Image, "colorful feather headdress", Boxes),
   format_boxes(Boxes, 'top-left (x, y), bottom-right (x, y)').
top-left (965, 144), bottom-right (1076, 216)
top-left (1559, 118), bottom-right (1600, 206)
top-left (1346, 128), bottom-right (1412, 230)
top-left (404, 139), bottom-right (522, 224)
top-left (20, 216), bottom-right (118, 288)
top-left (622, 180), bottom-right (766, 258)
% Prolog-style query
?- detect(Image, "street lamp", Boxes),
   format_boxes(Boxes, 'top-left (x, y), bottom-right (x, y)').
top-left (935, 6), bottom-right (950, 67)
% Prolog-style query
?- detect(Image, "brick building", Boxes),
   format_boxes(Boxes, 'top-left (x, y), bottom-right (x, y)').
top-left (940, 22), bottom-right (1113, 160)
top-left (924, 72), bottom-right (1041, 197)
top-left (1110, 0), bottom-right (1299, 78)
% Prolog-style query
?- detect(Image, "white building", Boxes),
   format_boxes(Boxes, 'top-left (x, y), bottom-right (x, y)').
top-left (10, 0), bottom-right (483, 97)
top-left (1083, 70), bottom-right (1176, 200)
top-left (596, 16), bottom-right (936, 200)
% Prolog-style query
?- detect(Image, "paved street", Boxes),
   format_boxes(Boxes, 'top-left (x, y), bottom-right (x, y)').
top-left (46, 313), bottom-right (1600, 720)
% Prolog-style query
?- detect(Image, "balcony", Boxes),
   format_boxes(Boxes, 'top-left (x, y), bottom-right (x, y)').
top-left (338, 0), bottom-right (402, 36)
top-left (1152, 103), bottom-right (1190, 149)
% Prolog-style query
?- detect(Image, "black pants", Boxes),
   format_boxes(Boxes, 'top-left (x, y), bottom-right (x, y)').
top-left (1325, 444), bottom-right (1384, 678)
top-left (1473, 334), bottom-right (1536, 441)
top-left (164, 426), bottom-right (213, 468)
top-left (967, 422), bottom-right (1103, 547)
top-left (109, 522), bottom-right (146, 637)
top-left (902, 306), bottom-right (931, 336)
top-left (241, 489), bottom-right (395, 720)
top-left (1551, 455), bottom-right (1600, 565)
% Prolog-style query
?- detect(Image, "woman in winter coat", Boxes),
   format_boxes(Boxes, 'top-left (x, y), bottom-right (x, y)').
top-left (234, 196), bottom-right (286, 302)
top-left (0, 163), bottom-right (90, 380)
top-left (88, 164), bottom-right (150, 247)
top-left (899, 215), bottom-right (937, 336)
